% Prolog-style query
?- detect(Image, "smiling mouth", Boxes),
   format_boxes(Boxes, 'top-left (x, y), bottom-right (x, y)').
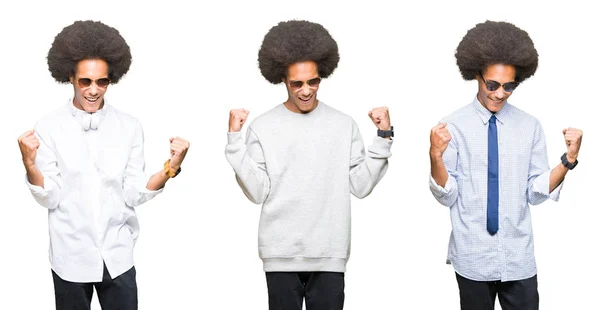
top-left (298, 95), bottom-right (312, 103)
top-left (85, 96), bottom-right (99, 103)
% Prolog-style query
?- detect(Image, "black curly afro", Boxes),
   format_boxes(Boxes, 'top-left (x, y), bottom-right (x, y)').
top-left (258, 20), bottom-right (340, 84)
top-left (47, 20), bottom-right (132, 84)
top-left (456, 20), bottom-right (538, 82)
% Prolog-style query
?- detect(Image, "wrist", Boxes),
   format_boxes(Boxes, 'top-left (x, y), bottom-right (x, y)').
top-left (561, 152), bottom-right (578, 170)
top-left (23, 161), bottom-right (37, 171)
top-left (164, 159), bottom-right (181, 178)
top-left (429, 148), bottom-right (443, 161)
top-left (566, 154), bottom-right (577, 163)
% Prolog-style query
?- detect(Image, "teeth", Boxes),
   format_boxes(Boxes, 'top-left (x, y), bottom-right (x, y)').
top-left (85, 97), bottom-right (98, 102)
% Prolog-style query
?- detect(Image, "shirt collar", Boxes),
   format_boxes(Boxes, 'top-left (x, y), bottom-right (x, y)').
top-left (69, 98), bottom-right (109, 130)
top-left (470, 95), bottom-right (511, 125)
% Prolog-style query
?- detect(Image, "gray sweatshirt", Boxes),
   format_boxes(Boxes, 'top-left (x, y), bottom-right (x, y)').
top-left (225, 102), bottom-right (392, 272)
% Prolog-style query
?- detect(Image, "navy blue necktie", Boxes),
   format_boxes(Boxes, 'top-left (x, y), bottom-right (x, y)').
top-left (487, 115), bottom-right (499, 235)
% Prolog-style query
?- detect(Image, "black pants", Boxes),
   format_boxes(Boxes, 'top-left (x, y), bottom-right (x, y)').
top-left (266, 272), bottom-right (345, 310)
top-left (52, 264), bottom-right (137, 310)
top-left (456, 273), bottom-right (539, 310)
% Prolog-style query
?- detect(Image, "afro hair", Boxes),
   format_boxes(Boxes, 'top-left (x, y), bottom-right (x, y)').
top-left (455, 20), bottom-right (538, 82)
top-left (258, 20), bottom-right (340, 84)
top-left (47, 20), bottom-right (132, 84)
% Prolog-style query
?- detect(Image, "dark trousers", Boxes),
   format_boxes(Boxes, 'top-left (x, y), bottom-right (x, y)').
top-left (266, 272), bottom-right (345, 310)
top-left (52, 264), bottom-right (137, 310)
top-left (456, 273), bottom-right (539, 310)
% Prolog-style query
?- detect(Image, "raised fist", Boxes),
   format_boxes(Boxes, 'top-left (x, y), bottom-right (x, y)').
top-left (368, 107), bottom-right (391, 131)
top-left (430, 123), bottom-right (451, 159)
top-left (169, 137), bottom-right (190, 170)
top-left (562, 127), bottom-right (583, 162)
top-left (18, 130), bottom-right (40, 167)
top-left (229, 109), bottom-right (249, 132)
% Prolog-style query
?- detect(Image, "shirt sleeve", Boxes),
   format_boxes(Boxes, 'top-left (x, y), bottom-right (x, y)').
top-left (527, 121), bottom-right (562, 205)
top-left (25, 126), bottom-right (61, 210)
top-left (122, 121), bottom-right (163, 207)
top-left (349, 121), bottom-right (393, 199)
top-left (429, 121), bottom-right (460, 207)
top-left (225, 128), bottom-right (271, 204)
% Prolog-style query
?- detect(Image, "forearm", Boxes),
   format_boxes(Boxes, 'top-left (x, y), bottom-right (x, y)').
top-left (225, 132), bottom-right (270, 204)
top-left (349, 137), bottom-right (392, 198)
top-left (25, 163), bottom-right (44, 188)
top-left (145, 169), bottom-right (170, 191)
top-left (549, 162), bottom-right (569, 193)
top-left (430, 150), bottom-right (448, 187)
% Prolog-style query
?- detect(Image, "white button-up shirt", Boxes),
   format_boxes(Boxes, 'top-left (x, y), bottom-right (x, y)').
top-left (26, 100), bottom-right (162, 283)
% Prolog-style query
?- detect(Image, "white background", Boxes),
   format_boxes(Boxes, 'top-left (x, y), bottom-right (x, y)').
top-left (1, 0), bottom-right (597, 309)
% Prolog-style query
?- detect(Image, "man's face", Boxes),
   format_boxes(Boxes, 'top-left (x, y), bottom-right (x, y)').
top-left (477, 64), bottom-right (518, 113)
top-left (70, 59), bottom-right (109, 113)
top-left (283, 61), bottom-right (320, 114)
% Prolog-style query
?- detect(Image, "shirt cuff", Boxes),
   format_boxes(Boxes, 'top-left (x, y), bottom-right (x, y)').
top-left (25, 174), bottom-right (50, 196)
top-left (541, 170), bottom-right (563, 201)
top-left (368, 137), bottom-right (393, 158)
top-left (227, 131), bottom-right (243, 144)
top-left (429, 173), bottom-right (455, 196)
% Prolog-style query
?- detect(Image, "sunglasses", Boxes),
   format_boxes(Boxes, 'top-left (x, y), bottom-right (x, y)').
top-left (480, 73), bottom-right (519, 93)
top-left (288, 77), bottom-right (321, 90)
top-left (76, 78), bottom-right (110, 89)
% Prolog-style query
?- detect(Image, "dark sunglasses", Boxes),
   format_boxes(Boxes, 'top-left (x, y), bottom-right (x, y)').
top-left (288, 77), bottom-right (321, 90)
top-left (77, 78), bottom-right (110, 88)
top-left (480, 73), bottom-right (519, 93)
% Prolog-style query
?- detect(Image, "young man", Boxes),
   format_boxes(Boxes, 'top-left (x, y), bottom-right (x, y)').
top-left (225, 20), bottom-right (393, 310)
top-left (17, 21), bottom-right (190, 310)
top-left (429, 21), bottom-right (583, 310)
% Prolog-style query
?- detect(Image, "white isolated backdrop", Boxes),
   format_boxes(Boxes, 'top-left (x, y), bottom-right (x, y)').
top-left (0, 0), bottom-right (597, 309)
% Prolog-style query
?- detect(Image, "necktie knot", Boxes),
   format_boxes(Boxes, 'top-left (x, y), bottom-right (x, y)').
top-left (489, 115), bottom-right (496, 124)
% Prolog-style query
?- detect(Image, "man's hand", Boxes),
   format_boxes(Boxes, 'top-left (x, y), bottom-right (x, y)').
top-left (229, 109), bottom-right (249, 132)
top-left (18, 129), bottom-right (39, 168)
top-left (430, 123), bottom-right (451, 159)
top-left (563, 127), bottom-right (583, 163)
top-left (368, 107), bottom-right (391, 131)
top-left (169, 137), bottom-right (190, 170)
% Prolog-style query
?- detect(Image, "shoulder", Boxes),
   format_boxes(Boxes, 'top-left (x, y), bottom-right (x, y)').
top-left (320, 102), bottom-right (354, 123)
top-left (35, 104), bottom-right (70, 132)
top-left (504, 103), bottom-right (540, 126)
top-left (442, 102), bottom-right (475, 124)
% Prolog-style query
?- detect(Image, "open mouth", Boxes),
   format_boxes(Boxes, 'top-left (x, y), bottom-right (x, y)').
top-left (298, 95), bottom-right (312, 103)
top-left (85, 96), bottom-right (100, 104)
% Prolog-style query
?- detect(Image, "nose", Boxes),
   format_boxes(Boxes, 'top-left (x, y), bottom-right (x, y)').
top-left (300, 83), bottom-right (311, 96)
top-left (88, 83), bottom-right (99, 95)
top-left (493, 87), bottom-right (505, 99)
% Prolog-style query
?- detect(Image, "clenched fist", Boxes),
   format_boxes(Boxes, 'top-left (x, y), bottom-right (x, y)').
top-left (368, 107), bottom-right (391, 131)
top-left (169, 137), bottom-right (190, 170)
top-left (18, 130), bottom-right (40, 167)
top-left (562, 127), bottom-right (583, 162)
top-left (430, 123), bottom-right (451, 159)
top-left (229, 109), bottom-right (249, 132)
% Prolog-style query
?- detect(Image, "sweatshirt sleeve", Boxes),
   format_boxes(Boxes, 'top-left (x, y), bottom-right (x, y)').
top-left (225, 128), bottom-right (271, 204)
top-left (349, 121), bottom-right (393, 199)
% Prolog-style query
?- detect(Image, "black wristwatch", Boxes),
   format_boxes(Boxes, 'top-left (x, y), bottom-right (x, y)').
top-left (561, 152), bottom-right (578, 170)
top-left (377, 126), bottom-right (394, 138)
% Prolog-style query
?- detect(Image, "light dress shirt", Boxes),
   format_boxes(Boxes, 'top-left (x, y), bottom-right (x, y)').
top-left (429, 97), bottom-right (563, 282)
top-left (26, 99), bottom-right (162, 282)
